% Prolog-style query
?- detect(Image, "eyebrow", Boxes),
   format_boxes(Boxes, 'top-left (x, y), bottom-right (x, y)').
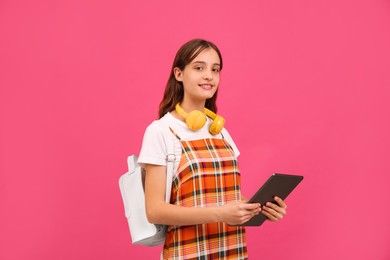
top-left (192, 61), bottom-right (221, 66)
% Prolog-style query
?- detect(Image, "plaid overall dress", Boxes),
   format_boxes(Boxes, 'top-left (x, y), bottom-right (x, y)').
top-left (162, 129), bottom-right (248, 260)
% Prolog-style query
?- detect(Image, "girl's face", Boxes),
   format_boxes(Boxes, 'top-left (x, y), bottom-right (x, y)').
top-left (174, 48), bottom-right (221, 104)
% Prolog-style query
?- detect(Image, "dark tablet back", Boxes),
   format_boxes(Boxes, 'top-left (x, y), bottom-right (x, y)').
top-left (242, 173), bottom-right (303, 226)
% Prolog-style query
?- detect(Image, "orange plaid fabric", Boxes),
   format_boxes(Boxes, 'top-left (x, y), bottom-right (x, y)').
top-left (162, 133), bottom-right (247, 259)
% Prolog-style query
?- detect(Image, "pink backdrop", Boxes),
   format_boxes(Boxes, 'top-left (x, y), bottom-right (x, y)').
top-left (1, 0), bottom-right (389, 259)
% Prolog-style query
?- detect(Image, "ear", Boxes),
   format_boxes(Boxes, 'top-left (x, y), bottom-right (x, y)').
top-left (173, 67), bottom-right (183, 82)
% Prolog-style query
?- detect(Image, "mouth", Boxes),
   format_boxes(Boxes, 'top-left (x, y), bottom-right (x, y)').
top-left (198, 84), bottom-right (213, 90)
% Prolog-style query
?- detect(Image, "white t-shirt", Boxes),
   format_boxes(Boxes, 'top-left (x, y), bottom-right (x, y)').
top-left (138, 112), bottom-right (240, 174)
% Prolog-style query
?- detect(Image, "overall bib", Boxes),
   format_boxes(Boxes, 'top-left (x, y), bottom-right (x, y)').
top-left (162, 129), bottom-right (247, 260)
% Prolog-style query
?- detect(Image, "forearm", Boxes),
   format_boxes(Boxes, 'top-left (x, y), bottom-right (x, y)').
top-left (144, 164), bottom-right (259, 226)
top-left (144, 164), bottom-right (223, 226)
top-left (147, 202), bottom-right (222, 226)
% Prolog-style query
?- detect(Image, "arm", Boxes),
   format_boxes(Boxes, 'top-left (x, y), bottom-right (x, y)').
top-left (144, 164), bottom-right (261, 226)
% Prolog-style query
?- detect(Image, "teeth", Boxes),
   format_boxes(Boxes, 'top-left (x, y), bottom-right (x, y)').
top-left (200, 84), bottom-right (212, 89)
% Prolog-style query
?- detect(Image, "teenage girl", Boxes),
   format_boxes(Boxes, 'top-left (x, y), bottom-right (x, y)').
top-left (138, 39), bottom-right (287, 259)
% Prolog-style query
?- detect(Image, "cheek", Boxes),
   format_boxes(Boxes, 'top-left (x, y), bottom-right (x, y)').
top-left (214, 75), bottom-right (220, 85)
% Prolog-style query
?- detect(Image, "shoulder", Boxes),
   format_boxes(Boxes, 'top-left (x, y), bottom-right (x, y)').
top-left (221, 127), bottom-right (240, 157)
top-left (221, 127), bottom-right (231, 138)
top-left (144, 113), bottom-right (171, 135)
top-left (144, 120), bottom-right (164, 136)
top-left (138, 114), bottom-right (172, 167)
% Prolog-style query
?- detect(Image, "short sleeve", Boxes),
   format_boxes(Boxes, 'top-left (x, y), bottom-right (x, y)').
top-left (137, 121), bottom-right (167, 167)
top-left (221, 128), bottom-right (240, 157)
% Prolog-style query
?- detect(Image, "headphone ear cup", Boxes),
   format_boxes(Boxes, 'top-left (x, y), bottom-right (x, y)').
top-left (209, 115), bottom-right (225, 135)
top-left (186, 110), bottom-right (207, 131)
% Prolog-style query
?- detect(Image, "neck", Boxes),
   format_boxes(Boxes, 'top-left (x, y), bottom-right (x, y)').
top-left (180, 97), bottom-right (206, 113)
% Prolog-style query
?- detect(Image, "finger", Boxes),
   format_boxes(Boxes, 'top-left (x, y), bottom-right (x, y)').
top-left (242, 206), bottom-right (262, 216)
top-left (236, 212), bottom-right (255, 224)
top-left (266, 202), bottom-right (286, 216)
top-left (274, 196), bottom-right (287, 209)
top-left (242, 203), bottom-right (261, 210)
top-left (261, 210), bottom-right (278, 222)
top-left (251, 207), bottom-right (262, 215)
top-left (242, 210), bottom-right (261, 224)
top-left (262, 206), bottom-right (280, 217)
top-left (262, 206), bottom-right (283, 219)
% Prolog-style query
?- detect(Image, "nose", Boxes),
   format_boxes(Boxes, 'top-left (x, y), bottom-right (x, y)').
top-left (202, 69), bottom-right (213, 81)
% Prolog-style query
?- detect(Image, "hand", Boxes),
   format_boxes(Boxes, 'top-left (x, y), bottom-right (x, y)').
top-left (219, 201), bottom-right (262, 225)
top-left (261, 196), bottom-right (287, 222)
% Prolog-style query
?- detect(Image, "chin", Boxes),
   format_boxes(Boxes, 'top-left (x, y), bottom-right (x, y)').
top-left (201, 90), bottom-right (217, 99)
top-left (201, 94), bottom-right (216, 100)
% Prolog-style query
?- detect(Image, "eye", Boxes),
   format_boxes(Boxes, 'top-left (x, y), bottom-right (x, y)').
top-left (195, 66), bottom-right (204, 71)
top-left (212, 68), bottom-right (220, 73)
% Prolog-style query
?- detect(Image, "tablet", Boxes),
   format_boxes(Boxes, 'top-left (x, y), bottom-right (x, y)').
top-left (241, 173), bottom-right (303, 226)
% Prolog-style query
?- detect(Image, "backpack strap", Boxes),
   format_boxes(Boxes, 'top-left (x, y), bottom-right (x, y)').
top-left (160, 120), bottom-right (175, 203)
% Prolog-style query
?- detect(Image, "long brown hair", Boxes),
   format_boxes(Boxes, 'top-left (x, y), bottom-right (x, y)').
top-left (158, 39), bottom-right (223, 119)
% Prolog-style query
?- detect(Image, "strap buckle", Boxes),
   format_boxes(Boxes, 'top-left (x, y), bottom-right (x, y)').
top-left (167, 154), bottom-right (175, 162)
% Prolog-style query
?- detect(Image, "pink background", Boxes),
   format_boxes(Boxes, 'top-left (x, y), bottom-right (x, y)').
top-left (1, 0), bottom-right (389, 259)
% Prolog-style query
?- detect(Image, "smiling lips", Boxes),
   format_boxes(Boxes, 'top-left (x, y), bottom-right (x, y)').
top-left (199, 84), bottom-right (213, 90)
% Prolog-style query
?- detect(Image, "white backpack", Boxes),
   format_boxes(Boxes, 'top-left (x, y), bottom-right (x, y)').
top-left (119, 126), bottom-right (175, 246)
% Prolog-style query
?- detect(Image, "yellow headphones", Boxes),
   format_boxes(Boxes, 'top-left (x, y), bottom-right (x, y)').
top-left (175, 103), bottom-right (225, 135)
